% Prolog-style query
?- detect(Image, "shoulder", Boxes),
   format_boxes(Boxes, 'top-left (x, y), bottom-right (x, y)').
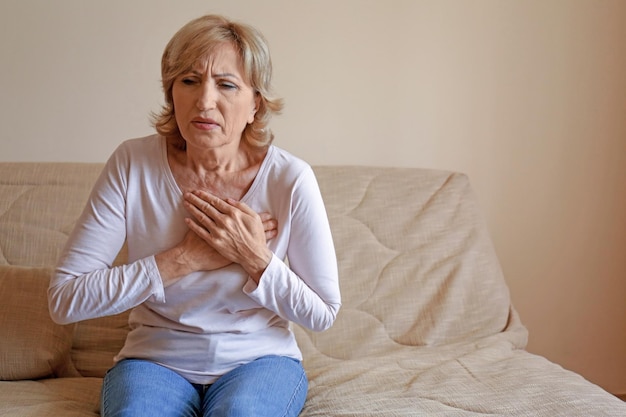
top-left (265, 145), bottom-right (313, 179)
top-left (111, 134), bottom-right (162, 159)
top-left (97, 134), bottom-right (164, 187)
top-left (104, 134), bottom-right (163, 169)
top-left (261, 146), bottom-right (322, 197)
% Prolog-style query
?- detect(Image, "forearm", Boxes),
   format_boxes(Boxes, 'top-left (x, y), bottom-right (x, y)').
top-left (237, 246), bottom-right (273, 285)
top-left (154, 228), bottom-right (233, 286)
top-left (154, 247), bottom-right (194, 287)
top-left (49, 257), bottom-right (164, 324)
top-left (244, 254), bottom-right (341, 332)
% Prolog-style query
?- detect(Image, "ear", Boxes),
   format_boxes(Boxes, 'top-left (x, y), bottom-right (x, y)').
top-left (248, 93), bottom-right (261, 124)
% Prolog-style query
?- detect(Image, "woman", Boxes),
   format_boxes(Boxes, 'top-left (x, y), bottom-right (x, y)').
top-left (48, 14), bottom-right (340, 417)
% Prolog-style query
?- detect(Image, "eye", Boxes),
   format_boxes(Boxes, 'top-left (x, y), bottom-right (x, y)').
top-left (219, 81), bottom-right (238, 90)
top-left (181, 78), bottom-right (198, 86)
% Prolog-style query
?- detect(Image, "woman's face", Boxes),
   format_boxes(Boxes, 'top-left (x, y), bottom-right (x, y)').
top-left (172, 42), bottom-right (258, 151)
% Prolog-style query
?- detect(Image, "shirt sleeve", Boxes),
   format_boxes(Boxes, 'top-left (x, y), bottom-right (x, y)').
top-left (243, 166), bottom-right (341, 332)
top-left (48, 145), bottom-right (165, 325)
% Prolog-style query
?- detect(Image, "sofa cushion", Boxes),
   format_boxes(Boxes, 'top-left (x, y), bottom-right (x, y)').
top-left (0, 163), bottom-right (102, 267)
top-left (0, 265), bottom-right (78, 380)
top-left (304, 167), bottom-right (516, 356)
top-left (0, 378), bottom-right (101, 416)
top-left (72, 311), bottom-right (131, 377)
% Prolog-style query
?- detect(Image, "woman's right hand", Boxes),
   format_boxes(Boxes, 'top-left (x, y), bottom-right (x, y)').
top-left (155, 212), bottom-right (277, 287)
top-left (176, 228), bottom-right (232, 273)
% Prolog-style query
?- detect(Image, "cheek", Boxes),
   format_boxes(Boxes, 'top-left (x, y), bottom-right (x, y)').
top-left (171, 84), bottom-right (196, 113)
top-left (170, 89), bottom-right (190, 135)
top-left (171, 88), bottom-right (184, 111)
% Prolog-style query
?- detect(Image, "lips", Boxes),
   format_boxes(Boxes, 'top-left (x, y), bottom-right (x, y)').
top-left (191, 117), bottom-right (220, 130)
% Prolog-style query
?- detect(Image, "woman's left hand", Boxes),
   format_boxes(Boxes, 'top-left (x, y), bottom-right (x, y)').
top-left (183, 190), bottom-right (273, 283)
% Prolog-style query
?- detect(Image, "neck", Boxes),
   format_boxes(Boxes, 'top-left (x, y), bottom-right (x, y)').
top-left (167, 136), bottom-right (267, 180)
top-left (166, 136), bottom-right (268, 200)
top-left (185, 143), bottom-right (243, 175)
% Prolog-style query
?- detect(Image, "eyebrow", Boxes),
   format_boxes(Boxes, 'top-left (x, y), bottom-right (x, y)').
top-left (188, 69), bottom-right (241, 81)
top-left (213, 72), bottom-right (241, 80)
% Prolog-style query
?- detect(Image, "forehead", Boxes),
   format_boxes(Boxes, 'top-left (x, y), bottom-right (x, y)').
top-left (192, 42), bottom-right (245, 75)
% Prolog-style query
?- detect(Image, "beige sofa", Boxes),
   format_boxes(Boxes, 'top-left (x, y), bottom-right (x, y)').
top-left (1, 162), bottom-right (624, 416)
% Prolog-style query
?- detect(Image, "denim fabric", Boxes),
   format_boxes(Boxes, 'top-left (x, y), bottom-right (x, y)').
top-left (101, 356), bottom-right (307, 417)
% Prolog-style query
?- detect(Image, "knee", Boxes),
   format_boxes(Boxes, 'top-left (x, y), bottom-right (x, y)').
top-left (100, 359), bottom-right (200, 417)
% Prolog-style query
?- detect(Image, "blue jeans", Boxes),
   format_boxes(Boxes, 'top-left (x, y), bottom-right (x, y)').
top-left (101, 356), bottom-right (308, 417)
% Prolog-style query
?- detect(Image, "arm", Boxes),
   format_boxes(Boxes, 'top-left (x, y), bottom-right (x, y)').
top-left (48, 149), bottom-right (165, 325)
top-left (182, 191), bottom-right (274, 283)
top-left (160, 164), bottom-right (340, 331)
top-left (244, 167), bottom-right (341, 331)
top-left (49, 144), bottom-right (280, 324)
top-left (155, 212), bottom-right (278, 285)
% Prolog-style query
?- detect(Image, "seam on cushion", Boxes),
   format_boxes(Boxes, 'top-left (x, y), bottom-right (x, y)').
top-left (0, 185), bottom-right (34, 218)
top-left (417, 173), bottom-right (457, 218)
top-left (349, 173), bottom-right (377, 213)
top-left (0, 186), bottom-right (34, 264)
top-left (346, 173), bottom-right (397, 255)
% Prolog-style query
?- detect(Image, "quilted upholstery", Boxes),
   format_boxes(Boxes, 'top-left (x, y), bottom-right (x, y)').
top-left (1, 162), bottom-right (624, 416)
top-left (308, 166), bottom-right (513, 350)
top-left (0, 163), bottom-right (101, 267)
top-left (0, 163), bottom-right (130, 381)
top-left (292, 169), bottom-right (623, 416)
top-left (0, 265), bottom-right (77, 380)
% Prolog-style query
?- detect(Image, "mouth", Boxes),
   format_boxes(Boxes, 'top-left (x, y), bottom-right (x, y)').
top-left (191, 117), bottom-right (220, 130)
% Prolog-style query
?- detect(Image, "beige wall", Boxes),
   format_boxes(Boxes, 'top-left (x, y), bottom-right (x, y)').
top-left (1, 0), bottom-right (625, 395)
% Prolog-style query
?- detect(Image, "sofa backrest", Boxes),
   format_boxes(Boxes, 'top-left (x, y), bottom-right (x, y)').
top-left (299, 166), bottom-right (515, 359)
top-left (0, 162), bottom-right (128, 376)
top-left (0, 162), bottom-right (520, 377)
top-left (0, 163), bottom-right (103, 267)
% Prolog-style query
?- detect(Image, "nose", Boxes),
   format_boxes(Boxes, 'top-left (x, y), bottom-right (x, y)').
top-left (196, 82), bottom-right (217, 111)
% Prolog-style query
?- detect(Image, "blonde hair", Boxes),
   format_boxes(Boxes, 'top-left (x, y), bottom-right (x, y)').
top-left (152, 14), bottom-right (283, 148)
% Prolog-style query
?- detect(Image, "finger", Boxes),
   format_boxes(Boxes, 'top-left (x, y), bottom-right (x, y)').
top-left (185, 218), bottom-right (213, 243)
top-left (190, 190), bottom-right (232, 214)
top-left (265, 228), bottom-right (278, 240)
top-left (225, 198), bottom-right (257, 217)
top-left (184, 199), bottom-right (217, 231)
top-left (262, 218), bottom-right (278, 233)
top-left (183, 193), bottom-right (218, 221)
top-left (184, 191), bottom-right (207, 209)
top-left (258, 212), bottom-right (278, 230)
top-left (184, 191), bottom-right (229, 227)
top-left (258, 212), bottom-right (272, 222)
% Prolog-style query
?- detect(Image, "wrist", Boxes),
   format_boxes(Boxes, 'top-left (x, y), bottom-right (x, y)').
top-left (245, 249), bottom-right (273, 284)
top-left (155, 247), bottom-right (193, 286)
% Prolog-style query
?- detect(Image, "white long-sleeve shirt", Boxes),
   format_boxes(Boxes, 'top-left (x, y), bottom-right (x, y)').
top-left (48, 135), bottom-right (341, 384)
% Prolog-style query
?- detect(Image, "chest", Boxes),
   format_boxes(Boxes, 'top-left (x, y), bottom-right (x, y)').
top-left (166, 144), bottom-right (263, 201)
top-left (171, 170), bottom-right (255, 201)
